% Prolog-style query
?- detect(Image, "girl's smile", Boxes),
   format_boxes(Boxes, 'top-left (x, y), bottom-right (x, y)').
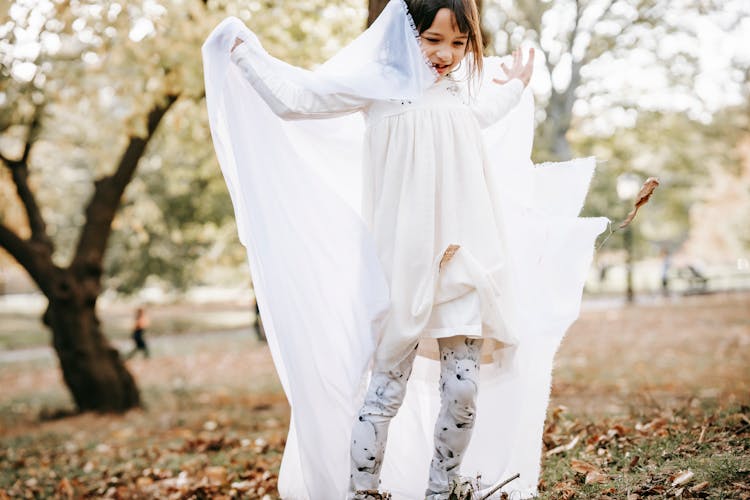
top-left (419, 8), bottom-right (469, 78)
top-left (433, 62), bottom-right (452, 75)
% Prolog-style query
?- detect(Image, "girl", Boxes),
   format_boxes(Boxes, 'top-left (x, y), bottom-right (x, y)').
top-left (203, 0), bottom-right (607, 498)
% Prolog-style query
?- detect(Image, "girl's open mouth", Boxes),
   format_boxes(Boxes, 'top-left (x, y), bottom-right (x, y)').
top-left (433, 63), bottom-right (451, 74)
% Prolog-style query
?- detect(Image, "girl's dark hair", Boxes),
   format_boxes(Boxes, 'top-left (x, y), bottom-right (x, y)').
top-left (406, 0), bottom-right (484, 78)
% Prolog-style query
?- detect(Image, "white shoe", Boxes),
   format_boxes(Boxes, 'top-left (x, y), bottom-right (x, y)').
top-left (449, 476), bottom-right (479, 499)
top-left (425, 476), bottom-right (479, 500)
top-left (426, 473), bottom-right (520, 500)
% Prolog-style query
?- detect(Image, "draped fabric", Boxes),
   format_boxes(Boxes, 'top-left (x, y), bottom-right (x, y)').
top-left (202, 2), bottom-right (608, 498)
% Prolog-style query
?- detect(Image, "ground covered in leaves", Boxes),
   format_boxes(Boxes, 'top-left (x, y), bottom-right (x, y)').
top-left (1, 293), bottom-right (748, 499)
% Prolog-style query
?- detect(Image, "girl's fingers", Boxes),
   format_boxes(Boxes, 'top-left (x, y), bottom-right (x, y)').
top-left (525, 49), bottom-right (535, 76)
top-left (497, 47), bottom-right (535, 85)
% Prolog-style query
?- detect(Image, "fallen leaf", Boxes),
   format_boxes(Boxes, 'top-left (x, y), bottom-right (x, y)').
top-left (551, 480), bottom-right (577, 500)
top-left (636, 417), bottom-right (668, 434)
top-left (204, 466), bottom-right (227, 484)
top-left (619, 177), bottom-right (660, 228)
top-left (545, 435), bottom-right (580, 456)
top-left (690, 481), bottom-right (709, 492)
top-left (671, 470), bottom-right (694, 487)
top-left (57, 478), bottom-right (74, 499)
top-left (570, 458), bottom-right (598, 474)
top-left (230, 480), bottom-right (255, 492)
top-left (585, 470), bottom-right (609, 484)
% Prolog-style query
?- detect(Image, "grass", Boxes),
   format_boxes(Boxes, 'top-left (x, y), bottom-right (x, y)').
top-left (1, 292), bottom-right (749, 498)
top-left (536, 403), bottom-right (749, 498)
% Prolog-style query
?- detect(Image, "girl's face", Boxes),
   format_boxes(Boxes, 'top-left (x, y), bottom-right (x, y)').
top-left (419, 8), bottom-right (469, 78)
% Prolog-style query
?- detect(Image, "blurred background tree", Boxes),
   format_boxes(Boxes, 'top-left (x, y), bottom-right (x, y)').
top-left (479, 0), bottom-right (749, 265)
top-left (0, 0), bottom-right (364, 412)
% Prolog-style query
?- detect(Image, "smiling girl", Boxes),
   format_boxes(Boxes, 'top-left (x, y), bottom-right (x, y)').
top-left (204, 0), bottom-right (606, 498)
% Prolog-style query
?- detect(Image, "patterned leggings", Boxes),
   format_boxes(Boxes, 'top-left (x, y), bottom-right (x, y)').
top-left (349, 336), bottom-right (483, 499)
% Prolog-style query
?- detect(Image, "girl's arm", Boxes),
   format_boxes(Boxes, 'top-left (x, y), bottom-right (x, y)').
top-left (470, 78), bottom-right (524, 129)
top-left (470, 48), bottom-right (534, 129)
top-left (230, 41), bottom-right (368, 120)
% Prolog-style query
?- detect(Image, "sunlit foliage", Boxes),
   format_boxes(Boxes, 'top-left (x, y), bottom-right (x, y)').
top-left (0, 0), bottom-right (364, 293)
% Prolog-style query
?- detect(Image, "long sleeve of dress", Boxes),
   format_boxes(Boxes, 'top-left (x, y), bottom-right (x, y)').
top-left (470, 78), bottom-right (524, 129)
top-left (230, 43), bottom-right (369, 120)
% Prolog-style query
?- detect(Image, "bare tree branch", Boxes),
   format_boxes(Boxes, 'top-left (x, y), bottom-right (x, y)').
top-left (592, 0), bottom-right (617, 27)
top-left (581, 0), bottom-right (651, 66)
top-left (71, 94), bottom-right (179, 282)
top-left (19, 107), bottom-right (38, 165)
top-left (568, 0), bottom-right (582, 55)
top-left (0, 223), bottom-right (33, 271)
top-left (0, 107), bottom-right (53, 252)
top-left (514, 0), bottom-right (556, 80)
top-left (0, 222), bottom-right (55, 295)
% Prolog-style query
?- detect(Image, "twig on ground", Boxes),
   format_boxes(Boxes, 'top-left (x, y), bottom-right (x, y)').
top-left (478, 472), bottom-right (520, 500)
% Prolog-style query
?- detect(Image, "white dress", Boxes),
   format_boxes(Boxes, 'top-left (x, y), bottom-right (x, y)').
top-left (205, 11), bottom-right (608, 497)
top-left (362, 78), bottom-right (525, 370)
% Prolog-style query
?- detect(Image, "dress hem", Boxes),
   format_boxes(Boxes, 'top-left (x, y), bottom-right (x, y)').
top-left (421, 323), bottom-right (482, 339)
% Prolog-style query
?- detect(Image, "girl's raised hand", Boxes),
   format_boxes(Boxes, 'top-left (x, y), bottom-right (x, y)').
top-left (493, 47), bottom-right (535, 87)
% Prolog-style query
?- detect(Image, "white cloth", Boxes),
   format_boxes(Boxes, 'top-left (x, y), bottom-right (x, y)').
top-left (362, 77), bottom-right (525, 371)
top-left (202, 1), bottom-right (609, 498)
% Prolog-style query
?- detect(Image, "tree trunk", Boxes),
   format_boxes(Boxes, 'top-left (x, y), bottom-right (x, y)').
top-left (367, 0), bottom-right (389, 27)
top-left (537, 66), bottom-right (581, 161)
top-left (537, 56), bottom-right (584, 161)
top-left (43, 269), bottom-right (140, 412)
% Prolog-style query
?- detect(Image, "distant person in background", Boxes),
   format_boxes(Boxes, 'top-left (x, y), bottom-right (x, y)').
top-left (125, 307), bottom-right (150, 359)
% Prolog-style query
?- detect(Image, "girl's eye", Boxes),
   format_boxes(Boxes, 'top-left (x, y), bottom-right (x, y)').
top-left (426, 38), bottom-right (439, 43)
top-left (453, 41), bottom-right (466, 47)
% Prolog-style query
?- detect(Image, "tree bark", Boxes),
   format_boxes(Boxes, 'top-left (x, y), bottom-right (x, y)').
top-left (538, 90), bottom-right (573, 160)
top-left (44, 276), bottom-right (140, 412)
top-left (367, 0), bottom-right (389, 27)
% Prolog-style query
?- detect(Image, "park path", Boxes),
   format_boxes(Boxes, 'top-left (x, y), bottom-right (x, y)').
top-left (0, 328), bottom-right (256, 364)
top-left (0, 294), bottom-right (683, 364)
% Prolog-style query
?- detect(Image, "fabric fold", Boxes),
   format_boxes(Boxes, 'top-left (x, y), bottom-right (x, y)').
top-left (412, 245), bottom-right (515, 347)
